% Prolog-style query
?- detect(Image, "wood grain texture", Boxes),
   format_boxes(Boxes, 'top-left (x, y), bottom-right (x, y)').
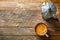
top-left (0, 10), bottom-right (42, 27)
top-left (0, 36), bottom-right (41, 40)
top-left (0, 35), bottom-right (60, 40)
top-left (0, 0), bottom-right (60, 40)
top-left (0, 0), bottom-right (60, 3)
top-left (0, 28), bottom-right (59, 36)
top-left (0, 1), bottom-right (41, 10)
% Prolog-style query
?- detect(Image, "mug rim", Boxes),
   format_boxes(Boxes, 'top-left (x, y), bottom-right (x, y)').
top-left (35, 23), bottom-right (48, 36)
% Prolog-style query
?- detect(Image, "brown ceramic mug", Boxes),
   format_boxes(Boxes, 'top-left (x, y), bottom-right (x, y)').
top-left (35, 23), bottom-right (48, 37)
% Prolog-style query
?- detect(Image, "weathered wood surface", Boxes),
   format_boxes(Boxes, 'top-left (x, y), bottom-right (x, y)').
top-left (0, 0), bottom-right (60, 10)
top-left (0, 0), bottom-right (60, 40)
top-left (0, 2), bottom-right (41, 10)
top-left (0, 10), bottom-right (42, 27)
top-left (0, 28), bottom-right (59, 36)
top-left (0, 35), bottom-right (60, 40)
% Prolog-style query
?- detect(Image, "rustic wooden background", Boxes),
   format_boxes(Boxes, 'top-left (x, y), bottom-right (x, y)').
top-left (0, 0), bottom-right (60, 40)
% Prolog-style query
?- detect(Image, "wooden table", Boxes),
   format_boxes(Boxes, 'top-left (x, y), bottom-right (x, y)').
top-left (0, 0), bottom-right (60, 40)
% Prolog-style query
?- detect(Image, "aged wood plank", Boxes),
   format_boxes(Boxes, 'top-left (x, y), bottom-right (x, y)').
top-left (0, 35), bottom-right (60, 40)
top-left (0, 0), bottom-right (51, 3)
top-left (0, 1), bottom-right (60, 10)
top-left (0, 36), bottom-right (42, 40)
top-left (0, 28), bottom-right (35, 36)
top-left (0, 0), bottom-right (60, 3)
top-left (0, 0), bottom-right (41, 3)
top-left (0, 1), bottom-right (60, 11)
top-left (0, 10), bottom-right (42, 27)
top-left (0, 28), bottom-right (59, 36)
top-left (0, 1), bottom-right (41, 10)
